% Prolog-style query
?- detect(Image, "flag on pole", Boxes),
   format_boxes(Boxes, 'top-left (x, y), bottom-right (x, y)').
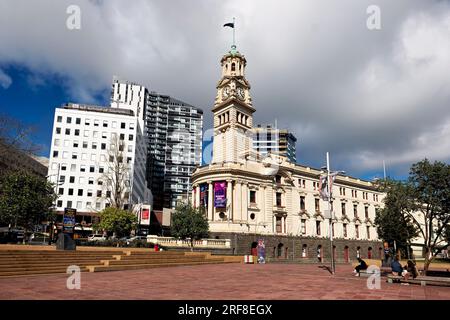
top-left (318, 174), bottom-right (329, 201)
top-left (223, 22), bottom-right (235, 28)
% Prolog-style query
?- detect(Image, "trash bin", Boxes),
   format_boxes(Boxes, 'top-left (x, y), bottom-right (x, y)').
top-left (154, 244), bottom-right (159, 251)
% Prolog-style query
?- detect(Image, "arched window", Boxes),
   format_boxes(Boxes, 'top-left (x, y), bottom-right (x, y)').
top-left (231, 63), bottom-right (236, 71)
top-left (302, 244), bottom-right (307, 258)
top-left (277, 243), bottom-right (284, 258)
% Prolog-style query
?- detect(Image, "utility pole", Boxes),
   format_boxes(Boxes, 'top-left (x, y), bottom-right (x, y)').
top-left (326, 152), bottom-right (335, 275)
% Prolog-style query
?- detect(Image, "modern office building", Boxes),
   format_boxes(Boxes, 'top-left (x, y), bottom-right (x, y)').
top-left (253, 124), bottom-right (297, 163)
top-left (47, 103), bottom-right (151, 233)
top-left (111, 79), bottom-right (203, 210)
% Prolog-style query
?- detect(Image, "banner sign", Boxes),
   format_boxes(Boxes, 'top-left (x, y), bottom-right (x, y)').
top-left (200, 183), bottom-right (208, 207)
top-left (214, 181), bottom-right (226, 208)
top-left (141, 209), bottom-right (149, 220)
top-left (63, 208), bottom-right (76, 234)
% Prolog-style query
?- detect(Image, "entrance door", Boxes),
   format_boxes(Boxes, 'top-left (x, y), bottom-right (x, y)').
top-left (344, 246), bottom-right (349, 263)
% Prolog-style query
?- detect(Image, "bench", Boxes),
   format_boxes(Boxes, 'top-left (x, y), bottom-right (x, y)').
top-left (358, 266), bottom-right (392, 277)
top-left (387, 275), bottom-right (450, 287)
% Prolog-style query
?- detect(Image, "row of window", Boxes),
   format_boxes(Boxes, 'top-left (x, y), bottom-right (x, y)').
top-left (295, 178), bottom-right (379, 202)
top-left (297, 195), bottom-right (372, 218)
top-left (56, 115), bottom-right (135, 130)
top-left (52, 151), bottom-right (133, 164)
top-left (54, 128), bottom-right (134, 141)
top-left (58, 188), bottom-right (111, 198)
top-left (53, 140), bottom-right (134, 152)
top-left (56, 200), bottom-right (107, 210)
top-left (297, 219), bottom-right (371, 239)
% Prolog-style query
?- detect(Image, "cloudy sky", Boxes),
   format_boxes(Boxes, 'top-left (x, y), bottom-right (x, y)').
top-left (0, 0), bottom-right (449, 180)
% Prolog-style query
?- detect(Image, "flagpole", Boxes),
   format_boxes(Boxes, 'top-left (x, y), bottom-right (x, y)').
top-left (327, 152), bottom-right (335, 275)
top-left (233, 17), bottom-right (236, 46)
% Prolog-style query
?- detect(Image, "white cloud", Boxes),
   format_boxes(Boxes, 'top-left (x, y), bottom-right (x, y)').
top-left (0, 0), bottom-right (449, 177)
top-left (0, 69), bottom-right (12, 89)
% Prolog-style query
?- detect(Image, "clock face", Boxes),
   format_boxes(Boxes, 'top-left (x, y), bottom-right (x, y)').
top-left (237, 87), bottom-right (245, 100)
top-left (222, 86), bottom-right (230, 99)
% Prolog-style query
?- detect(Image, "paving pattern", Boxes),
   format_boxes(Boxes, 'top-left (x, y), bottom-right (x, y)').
top-left (0, 264), bottom-right (449, 300)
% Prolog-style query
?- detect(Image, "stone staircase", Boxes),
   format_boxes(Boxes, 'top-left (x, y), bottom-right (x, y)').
top-left (0, 249), bottom-right (241, 277)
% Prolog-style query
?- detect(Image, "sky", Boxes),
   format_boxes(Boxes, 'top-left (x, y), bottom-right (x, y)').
top-left (0, 0), bottom-right (449, 181)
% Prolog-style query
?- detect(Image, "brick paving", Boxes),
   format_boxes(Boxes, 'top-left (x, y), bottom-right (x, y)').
top-left (0, 264), bottom-right (449, 300)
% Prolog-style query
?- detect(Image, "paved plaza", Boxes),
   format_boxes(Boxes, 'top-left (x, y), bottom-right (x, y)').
top-left (1, 264), bottom-right (449, 300)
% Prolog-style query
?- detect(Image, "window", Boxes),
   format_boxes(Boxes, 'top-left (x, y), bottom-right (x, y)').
top-left (73, 141), bottom-right (79, 148)
top-left (112, 121), bottom-right (117, 128)
top-left (126, 157), bottom-right (132, 164)
top-left (92, 142), bottom-right (97, 149)
top-left (56, 127), bottom-right (61, 134)
top-left (365, 207), bottom-right (369, 219)
top-left (57, 116), bottom-right (62, 123)
top-left (60, 164), bottom-right (67, 171)
top-left (250, 190), bottom-right (256, 203)
top-left (120, 133), bottom-right (125, 140)
top-left (72, 152), bottom-right (78, 160)
top-left (98, 180), bottom-right (103, 186)
top-left (97, 190), bottom-right (102, 197)
top-left (53, 151), bottom-right (59, 158)
top-left (301, 219), bottom-right (306, 235)
top-left (78, 189), bottom-right (83, 196)
top-left (101, 143), bottom-right (106, 150)
top-left (313, 182), bottom-right (318, 191)
top-left (59, 176), bottom-right (65, 183)
top-left (80, 165), bottom-right (86, 172)
top-left (366, 226), bottom-right (370, 239)
top-left (353, 204), bottom-right (358, 218)
top-left (99, 166), bottom-right (104, 173)
top-left (88, 177), bottom-right (94, 185)
top-left (341, 203), bottom-right (346, 215)
top-left (129, 123), bottom-right (134, 130)
top-left (58, 188), bottom-right (64, 195)
top-left (69, 176), bottom-right (75, 183)
top-left (316, 221), bottom-right (321, 235)
top-left (103, 120), bottom-right (108, 127)
top-left (81, 153), bottom-right (87, 160)
top-left (89, 166), bottom-right (95, 173)
top-left (86, 202), bottom-right (91, 208)
top-left (343, 224), bottom-right (348, 238)
top-left (85, 118), bottom-right (90, 125)
top-left (66, 117), bottom-right (72, 124)
top-left (121, 122), bottom-right (126, 129)
top-left (82, 141), bottom-right (88, 148)
top-left (62, 151), bottom-right (68, 159)
top-left (96, 202), bottom-right (101, 210)
top-left (119, 143), bottom-right (124, 151)
top-left (300, 196), bottom-right (306, 210)
top-left (94, 119), bottom-right (99, 127)
top-left (68, 188), bottom-right (74, 196)
top-left (67, 201), bottom-right (72, 208)
top-left (87, 190), bottom-right (93, 197)
top-left (355, 225), bottom-right (359, 238)
top-left (91, 154), bottom-right (96, 161)
top-left (276, 217), bottom-right (282, 233)
top-left (79, 177), bottom-right (85, 184)
top-left (74, 129), bottom-right (80, 136)
top-left (84, 130), bottom-right (90, 137)
top-left (54, 139), bottom-right (60, 146)
top-left (128, 134), bottom-right (133, 141)
top-left (109, 155), bottom-right (114, 162)
top-left (93, 131), bottom-right (99, 138)
top-left (76, 201), bottom-right (82, 209)
top-left (275, 175), bottom-right (281, 184)
top-left (64, 140), bottom-right (70, 147)
top-left (57, 200), bottom-right (63, 207)
top-left (102, 132), bottom-right (107, 139)
top-left (65, 128), bottom-right (70, 135)
top-left (315, 198), bottom-right (320, 211)
top-left (76, 118), bottom-right (81, 124)
top-left (127, 145), bottom-right (133, 152)
top-left (106, 191), bottom-right (111, 198)
top-left (276, 192), bottom-right (282, 206)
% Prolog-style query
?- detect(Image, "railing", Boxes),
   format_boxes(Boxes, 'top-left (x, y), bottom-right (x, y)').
top-left (146, 235), bottom-right (231, 248)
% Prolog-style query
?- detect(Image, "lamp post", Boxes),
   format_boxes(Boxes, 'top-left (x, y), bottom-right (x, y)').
top-left (46, 163), bottom-right (64, 244)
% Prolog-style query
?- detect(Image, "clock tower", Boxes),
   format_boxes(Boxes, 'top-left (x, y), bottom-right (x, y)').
top-left (212, 45), bottom-right (256, 164)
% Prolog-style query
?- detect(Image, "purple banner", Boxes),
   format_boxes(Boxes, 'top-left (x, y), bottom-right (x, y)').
top-left (214, 181), bottom-right (226, 208)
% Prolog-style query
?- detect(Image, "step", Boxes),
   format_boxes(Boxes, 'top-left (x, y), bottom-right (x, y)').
top-left (87, 260), bottom-right (235, 272)
top-left (0, 267), bottom-right (90, 277)
top-left (0, 250), bottom-right (120, 255)
top-left (0, 261), bottom-right (105, 272)
top-left (105, 257), bottom-right (224, 266)
top-left (0, 260), bottom-right (107, 270)
top-left (0, 255), bottom-right (118, 263)
top-left (117, 254), bottom-right (191, 261)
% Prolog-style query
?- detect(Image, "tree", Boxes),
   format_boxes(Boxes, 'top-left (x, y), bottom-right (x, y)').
top-left (171, 203), bottom-right (209, 251)
top-left (375, 180), bottom-right (419, 258)
top-left (0, 170), bottom-right (56, 233)
top-left (93, 207), bottom-right (137, 238)
top-left (377, 159), bottom-right (450, 274)
top-left (99, 135), bottom-right (132, 210)
top-left (0, 113), bottom-right (41, 154)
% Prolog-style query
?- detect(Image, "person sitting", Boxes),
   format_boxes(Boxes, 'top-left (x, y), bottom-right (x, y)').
top-left (353, 258), bottom-right (368, 276)
top-left (403, 260), bottom-right (419, 280)
top-left (391, 256), bottom-right (403, 276)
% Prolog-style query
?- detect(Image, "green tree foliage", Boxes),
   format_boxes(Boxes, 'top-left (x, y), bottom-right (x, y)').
top-left (0, 170), bottom-right (56, 231)
top-left (94, 207), bottom-right (137, 238)
top-left (375, 180), bottom-right (418, 257)
top-left (171, 203), bottom-right (209, 251)
top-left (376, 159), bottom-right (450, 274)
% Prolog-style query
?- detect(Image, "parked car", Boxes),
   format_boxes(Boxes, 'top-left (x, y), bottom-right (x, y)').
top-left (126, 235), bottom-right (147, 245)
top-left (87, 234), bottom-right (107, 242)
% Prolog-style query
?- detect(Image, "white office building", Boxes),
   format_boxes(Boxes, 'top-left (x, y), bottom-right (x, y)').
top-left (47, 103), bottom-right (151, 231)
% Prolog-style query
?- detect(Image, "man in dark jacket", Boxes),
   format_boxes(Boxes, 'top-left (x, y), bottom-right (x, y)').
top-left (353, 258), bottom-right (368, 276)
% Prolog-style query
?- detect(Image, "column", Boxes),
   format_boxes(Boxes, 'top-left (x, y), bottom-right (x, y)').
top-left (191, 185), bottom-right (196, 207)
top-left (235, 180), bottom-right (242, 221)
top-left (241, 182), bottom-right (248, 221)
top-left (208, 181), bottom-right (213, 221)
top-left (195, 185), bottom-right (200, 209)
top-left (261, 185), bottom-right (266, 225)
top-left (282, 216), bottom-right (286, 234)
top-left (273, 215), bottom-right (277, 234)
top-left (227, 180), bottom-right (233, 220)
